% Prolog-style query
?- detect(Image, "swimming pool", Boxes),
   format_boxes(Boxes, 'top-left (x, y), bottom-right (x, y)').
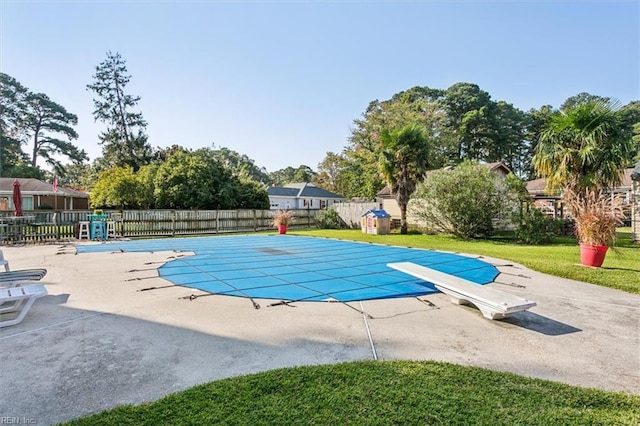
top-left (77, 235), bottom-right (499, 303)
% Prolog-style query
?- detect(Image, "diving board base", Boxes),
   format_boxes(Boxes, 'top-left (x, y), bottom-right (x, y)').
top-left (387, 262), bottom-right (536, 320)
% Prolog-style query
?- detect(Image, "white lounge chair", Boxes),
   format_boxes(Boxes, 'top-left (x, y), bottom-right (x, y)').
top-left (0, 269), bottom-right (48, 287)
top-left (0, 284), bottom-right (48, 328)
top-left (0, 250), bottom-right (9, 271)
top-left (387, 262), bottom-right (536, 320)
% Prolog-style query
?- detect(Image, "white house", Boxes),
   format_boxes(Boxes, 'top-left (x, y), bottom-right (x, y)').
top-left (267, 183), bottom-right (345, 210)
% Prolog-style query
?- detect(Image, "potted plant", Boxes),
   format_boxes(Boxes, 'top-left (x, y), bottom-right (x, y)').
top-left (272, 210), bottom-right (294, 234)
top-left (567, 188), bottom-right (625, 267)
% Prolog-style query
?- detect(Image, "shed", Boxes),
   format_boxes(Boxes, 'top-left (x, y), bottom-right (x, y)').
top-left (361, 209), bottom-right (391, 235)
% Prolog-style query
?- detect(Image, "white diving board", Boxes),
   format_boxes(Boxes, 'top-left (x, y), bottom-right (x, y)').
top-left (387, 262), bottom-right (536, 320)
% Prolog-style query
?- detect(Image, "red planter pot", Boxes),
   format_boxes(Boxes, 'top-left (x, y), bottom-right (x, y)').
top-left (277, 224), bottom-right (288, 234)
top-left (579, 244), bottom-right (609, 268)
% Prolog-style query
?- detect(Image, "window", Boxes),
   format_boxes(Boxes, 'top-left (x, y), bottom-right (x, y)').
top-left (11, 196), bottom-right (34, 211)
top-left (22, 196), bottom-right (34, 211)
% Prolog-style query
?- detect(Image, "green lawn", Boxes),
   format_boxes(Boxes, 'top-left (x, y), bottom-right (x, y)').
top-left (287, 228), bottom-right (640, 294)
top-left (65, 361), bottom-right (640, 425)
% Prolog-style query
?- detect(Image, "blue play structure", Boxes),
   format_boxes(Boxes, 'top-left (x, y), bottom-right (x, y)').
top-left (77, 235), bottom-right (499, 303)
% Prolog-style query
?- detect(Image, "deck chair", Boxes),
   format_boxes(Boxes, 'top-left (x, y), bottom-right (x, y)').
top-left (0, 269), bottom-right (48, 287)
top-left (0, 284), bottom-right (48, 328)
top-left (0, 250), bottom-right (9, 271)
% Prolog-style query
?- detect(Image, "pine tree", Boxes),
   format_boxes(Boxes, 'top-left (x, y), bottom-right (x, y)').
top-left (87, 51), bottom-right (152, 171)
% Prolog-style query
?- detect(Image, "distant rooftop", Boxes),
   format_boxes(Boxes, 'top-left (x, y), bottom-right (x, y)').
top-left (267, 183), bottom-right (344, 199)
top-left (0, 178), bottom-right (88, 198)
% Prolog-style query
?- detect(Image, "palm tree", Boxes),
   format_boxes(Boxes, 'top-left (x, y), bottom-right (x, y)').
top-left (532, 99), bottom-right (633, 257)
top-left (532, 99), bottom-right (632, 196)
top-left (379, 124), bottom-right (429, 234)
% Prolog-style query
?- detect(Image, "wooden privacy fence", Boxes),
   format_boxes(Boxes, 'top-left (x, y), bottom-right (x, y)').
top-left (0, 209), bottom-right (320, 245)
top-left (333, 202), bottom-right (379, 228)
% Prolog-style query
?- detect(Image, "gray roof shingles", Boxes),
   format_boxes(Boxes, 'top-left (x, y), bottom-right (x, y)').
top-left (268, 183), bottom-right (344, 199)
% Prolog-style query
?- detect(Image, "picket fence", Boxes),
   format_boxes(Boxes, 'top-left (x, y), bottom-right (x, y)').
top-left (0, 209), bottom-right (320, 245)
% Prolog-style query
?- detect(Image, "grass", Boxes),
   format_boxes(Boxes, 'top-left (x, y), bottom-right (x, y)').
top-left (286, 228), bottom-right (640, 294)
top-left (65, 361), bottom-right (640, 425)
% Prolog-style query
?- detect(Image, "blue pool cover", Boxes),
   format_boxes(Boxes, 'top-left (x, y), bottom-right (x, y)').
top-left (77, 235), bottom-right (499, 303)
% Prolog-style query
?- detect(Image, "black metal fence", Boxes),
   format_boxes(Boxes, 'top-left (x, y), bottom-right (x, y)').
top-left (0, 209), bottom-right (319, 245)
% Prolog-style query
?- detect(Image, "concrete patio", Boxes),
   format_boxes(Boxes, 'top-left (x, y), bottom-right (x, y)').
top-left (0, 241), bottom-right (638, 424)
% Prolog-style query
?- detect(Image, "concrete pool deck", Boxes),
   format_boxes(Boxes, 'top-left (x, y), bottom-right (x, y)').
top-left (0, 241), bottom-right (638, 424)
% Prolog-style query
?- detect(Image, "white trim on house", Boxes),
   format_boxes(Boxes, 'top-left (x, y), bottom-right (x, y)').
top-left (267, 183), bottom-right (345, 210)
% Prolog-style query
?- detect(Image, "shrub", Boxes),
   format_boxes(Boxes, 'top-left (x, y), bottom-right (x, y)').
top-left (513, 207), bottom-right (562, 245)
top-left (271, 210), bottom-right (294, 227)
top-left (409, 162), bottom-right (508, 239)
top-left (315, 209), bottom-right (344, 229)
top-left (567, 188), bottom-right (625, 246)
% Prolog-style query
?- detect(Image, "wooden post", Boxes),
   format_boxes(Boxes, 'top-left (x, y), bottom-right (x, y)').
top-left (253, 210), bottom-right (257, 232)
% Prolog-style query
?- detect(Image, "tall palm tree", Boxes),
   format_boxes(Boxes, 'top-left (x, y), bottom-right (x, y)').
top-left (532, 99), bottom-right (632, 196)
top-left (379, 124), bottom-right (429, 234)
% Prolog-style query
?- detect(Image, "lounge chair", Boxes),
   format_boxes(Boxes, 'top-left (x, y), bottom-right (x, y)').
top-left (388, 262), bottom-right (536, 320)
top-left (0, 284), bottom-right (48, 328)
top-left (0, 269), bottom-right (48, 287)
top-left (0, 250), bottom-right (9, 271)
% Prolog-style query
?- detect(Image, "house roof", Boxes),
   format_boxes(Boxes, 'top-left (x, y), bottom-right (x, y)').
top-left (377, 186), bottom-right (392, 197)
top-left (632, 162), bottom-right (640, 181)
top-left (525, 178), bottom-right (548, 194)
top-left (484, 162), bottom-right (512, 175)
top-left (267, 183), bottom-right (344, 199)
top-left (0, 178), bottom-right (89, 198)
top-left (267, 186), bottom-right (299, 197)
top-left (621, 167), bottom-right (635, 187)
top-left (527, 168), bottom-right (635, 194)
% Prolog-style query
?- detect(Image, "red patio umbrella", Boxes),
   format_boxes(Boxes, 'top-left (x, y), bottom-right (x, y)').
top-left (12, 179), bottom-right (23, 216)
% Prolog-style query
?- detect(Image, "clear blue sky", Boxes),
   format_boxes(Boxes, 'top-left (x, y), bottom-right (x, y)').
top-left (1, 1), bottom-right (638, 173)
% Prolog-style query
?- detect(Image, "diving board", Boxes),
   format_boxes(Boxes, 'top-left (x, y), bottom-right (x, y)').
top-left (387, 262), bottom-right (536, 320)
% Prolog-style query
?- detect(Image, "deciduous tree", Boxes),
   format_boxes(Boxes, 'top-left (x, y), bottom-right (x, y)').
top-left (269, 165), bottom-right (316, 186)
top-left (211, 145), bottom-right (270, 184)
top-left (90, 166), bottom-right (140, 209)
